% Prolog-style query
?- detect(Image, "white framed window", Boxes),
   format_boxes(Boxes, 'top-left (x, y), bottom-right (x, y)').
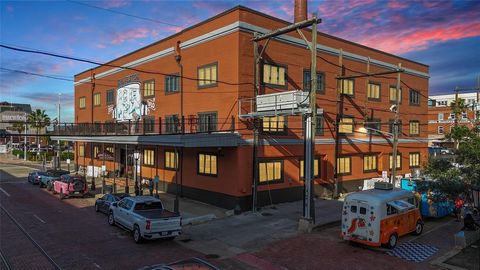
top-left (462, 112), bottom-right (468, 120)
top-left (438, 126), bottom-right (444, 134)
top-left (437, 113), bottom-right (443, 121)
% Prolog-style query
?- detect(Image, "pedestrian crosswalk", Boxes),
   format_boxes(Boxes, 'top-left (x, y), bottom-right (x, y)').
top-left (386, 242), bottom-right (438, 263)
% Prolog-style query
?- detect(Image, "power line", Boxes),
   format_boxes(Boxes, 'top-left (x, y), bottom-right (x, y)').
top-left (67, 0), bottom-right (181, 27)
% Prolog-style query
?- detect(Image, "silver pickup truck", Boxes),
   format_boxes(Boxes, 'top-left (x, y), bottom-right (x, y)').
top-left (108, 196), bottom-right (182, 243)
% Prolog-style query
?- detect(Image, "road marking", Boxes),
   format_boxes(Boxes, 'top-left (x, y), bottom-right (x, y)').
top-left (33, 214), bottom-right (46, 224)
top-left (0, 188), bottom-right (10, 197)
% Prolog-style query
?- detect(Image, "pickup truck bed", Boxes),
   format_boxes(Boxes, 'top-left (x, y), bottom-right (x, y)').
top-left (133, 209), bottom-right (179, 219)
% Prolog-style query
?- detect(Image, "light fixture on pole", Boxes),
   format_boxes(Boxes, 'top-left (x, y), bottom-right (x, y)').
top-left (133, 150), bottom-right (140, 196)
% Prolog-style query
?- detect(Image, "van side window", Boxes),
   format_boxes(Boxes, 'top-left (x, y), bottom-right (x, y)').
top-left (351, 205), bottom-right (357, 213)
top-left (407, 197), bottom-right (415, 206)
top-left (387, 204), bottom-right (398, 215)
top-left (360, 207), bottom-right (367, 215)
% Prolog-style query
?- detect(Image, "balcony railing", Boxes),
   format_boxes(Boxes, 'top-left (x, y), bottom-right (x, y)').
top-left (51, 116), bottom-right (236, 136)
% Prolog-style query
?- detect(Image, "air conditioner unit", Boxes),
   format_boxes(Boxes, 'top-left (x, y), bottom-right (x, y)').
top-left (374, 182), bottom-right (393, 190)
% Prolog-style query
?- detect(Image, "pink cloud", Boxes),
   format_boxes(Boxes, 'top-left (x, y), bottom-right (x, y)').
top-left (356, 21), bottom-right (480, 54)
top-left (102, 0), bottom-right (129, 8)
top-left (318, 0), bottom-right (375, 18)
top-left (96, 43), bottom-right (106, 49)
top-left (388, 0), bottom-right (408, 9)
top-left (279, 2), bottom-right (294, 18)
top-left (111, 27), bottom-right (150, 44)
top-left (164, 26), bottom-right (183, 34)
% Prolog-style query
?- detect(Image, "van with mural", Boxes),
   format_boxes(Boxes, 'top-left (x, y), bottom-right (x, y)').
top-left (341, 182), bottom-right (423, 248)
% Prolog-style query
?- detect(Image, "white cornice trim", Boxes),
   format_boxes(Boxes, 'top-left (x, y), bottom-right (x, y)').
top-left (75, 21), bottom-right (429, 86)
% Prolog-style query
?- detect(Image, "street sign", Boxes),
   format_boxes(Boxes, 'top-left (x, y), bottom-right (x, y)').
top-left (101, 165), bottom-right (106, 172)
top-left (66, 159), bottom-right (71, 164)
top-left (382, 171), bottom-right (388, 181)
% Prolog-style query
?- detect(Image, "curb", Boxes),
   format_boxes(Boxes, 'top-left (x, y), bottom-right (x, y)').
top-left (183, 214), bottom-right (217, 225)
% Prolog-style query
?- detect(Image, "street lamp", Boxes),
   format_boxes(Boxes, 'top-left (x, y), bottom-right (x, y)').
top-left (133, 150), bottom-right (140, 196)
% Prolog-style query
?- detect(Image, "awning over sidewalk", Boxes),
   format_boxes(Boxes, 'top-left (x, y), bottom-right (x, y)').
top-left (51, 133), bottom-right (242, 148)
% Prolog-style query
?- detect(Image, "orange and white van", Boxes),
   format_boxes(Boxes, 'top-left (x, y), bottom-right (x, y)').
top-left (341, 183), bottom-right (423, 248)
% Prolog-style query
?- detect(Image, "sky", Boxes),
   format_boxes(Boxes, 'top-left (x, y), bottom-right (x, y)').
top-left (1, 0), bottom-right (479, 122)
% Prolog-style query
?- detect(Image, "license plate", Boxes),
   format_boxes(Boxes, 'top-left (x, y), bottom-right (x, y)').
top-left (74, 192), bottom-right (79, 194)
top-left (161, 232), bottom-right (168, 236)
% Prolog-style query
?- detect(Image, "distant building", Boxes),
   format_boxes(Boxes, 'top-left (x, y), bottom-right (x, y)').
top-left (0, 102), bottom-right (38, 146)
top-left (428, 92), bottom-right (479, 147)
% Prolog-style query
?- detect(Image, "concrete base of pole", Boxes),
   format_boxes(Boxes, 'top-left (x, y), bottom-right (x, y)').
top-left (298, 217), bottom-right (314, 233)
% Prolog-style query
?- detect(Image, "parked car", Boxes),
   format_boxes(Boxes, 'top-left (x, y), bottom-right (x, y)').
top-left (27, 171), bottom-right (50, 185)
top-left (52, 174), bottom-right (88, 199)
top-left (95, 193), bottom-right (130, 214)
top-left (138, 258), bottom-right (219, 270)
top-left (39, 169), bottom-right (70, 189)
top-left (108, 196), bottom-right (182, 243)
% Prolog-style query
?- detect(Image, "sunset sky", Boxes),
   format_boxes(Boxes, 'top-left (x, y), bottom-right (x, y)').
top-left (1, 0), bottom-right (479, 122)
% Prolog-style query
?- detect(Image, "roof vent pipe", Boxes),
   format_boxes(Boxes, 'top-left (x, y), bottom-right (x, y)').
top-left (294, 0), bottom-right (308, 23)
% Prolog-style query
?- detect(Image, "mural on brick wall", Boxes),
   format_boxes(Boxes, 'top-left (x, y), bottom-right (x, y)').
top-left (116, 83), bottom-right (141, 121)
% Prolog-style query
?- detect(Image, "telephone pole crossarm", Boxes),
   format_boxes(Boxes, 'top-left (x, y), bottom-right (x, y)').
top-left (252, 18), bottom-right (321, 42)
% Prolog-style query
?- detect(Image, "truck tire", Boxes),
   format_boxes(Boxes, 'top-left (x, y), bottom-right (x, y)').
top-left (413, 221), bottom-right (423, 235)
top-left (108, 212), bottom-right (115, 226)
top-left (59, 189), bottom-right (65, 200)
top-left (133, 225), bottom-right (144, 244)
top-left (386, 233), bottom-right (398, 249)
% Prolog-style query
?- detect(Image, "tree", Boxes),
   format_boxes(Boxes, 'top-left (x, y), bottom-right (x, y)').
top-left (27, 109), bottom-right (50, 149)
top-left (10, 122), bottom-right (25, 134)
top-left (450, 97), bottom-right (467, 127)
top-left (445, 125), bottom-right (473, 150)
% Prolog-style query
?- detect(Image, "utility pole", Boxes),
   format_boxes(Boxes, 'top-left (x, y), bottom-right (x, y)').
top-left (175, 41), bottom-right (182, 212)
top-left (454, 86), bottom-right (460, 127)
top-left (390, 63), bottom-right (402, 187)
top-left (57, 93), bottom-right (61, 170)
top-left (24, 113), bottom-right (27, 161)
top-left (303, 13), bottom-right (318, 222)
top-left (476, 75), bottom-right (480, 122)
top-left (90, 72), bottom-right (96, 191)
top-left (333, 49), bottom-right (343, 198)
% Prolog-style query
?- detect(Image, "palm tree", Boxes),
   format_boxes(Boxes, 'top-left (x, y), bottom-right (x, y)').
top-left (27, 109), bottom-right (50, 156)
top-left (10, 122), bottom-right (25, 135)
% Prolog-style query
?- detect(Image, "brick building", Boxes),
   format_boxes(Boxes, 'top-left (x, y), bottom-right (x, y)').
top-left (54, 6), bottom-right (429, 210)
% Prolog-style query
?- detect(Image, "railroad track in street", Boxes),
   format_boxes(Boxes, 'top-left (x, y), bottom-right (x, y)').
top-left (0, 204), bottom-right (62, 270)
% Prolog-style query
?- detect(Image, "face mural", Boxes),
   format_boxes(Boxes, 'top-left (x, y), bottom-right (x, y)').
top-left (116, 83), bottom-right (141, 121)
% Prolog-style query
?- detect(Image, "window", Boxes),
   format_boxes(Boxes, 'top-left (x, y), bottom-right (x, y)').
top-left (462, 112), bottom-right (468, 120)
top-left (409, 152), bottom-right (420, 168)
top-left (448, 113), bottom-right (455, 120)
top-left (299, 158), bottom-right (320, 179)
top-left (389, 120), bottom-right (402, 136)
top-left (363, 155), bottom-right (377, 172)
top-left (316, 115), bottom-right (324, 135)
top-left (387, 204), bottom-right (398, 215)
top-left (338, 79), bottom-right (354, 95)
top-left (437, 100), bottom-right (448, 106)
top-left (94, 93), bottom-right (101, 106)
top-left (438, 126), bottom-right (444, 134)
top-left (438, 113), bottom-right (444, 121)
top-left (165, 150), bottom-right (178, 170)
top-left (143, 80), bottom-right (155, 97)
top-left (198, 153), bottom-right (217, 176)
top-left (389, 154), bottom-right (401, 169)
top-left (336, 157), bottom-right (351, 174)
top-left (165, 115), bottom-right (179, 134)
top-left (263, 116), bottom-right (287, 133)
top-left (367, 82), bottom-right (381, 100)
top-left (259, 160), bottom-right (283, 184)
top-left (409, 89), bottom-right (420, 105)
top-left (93, 146), bottom-right (99, 159)
top-left (339, 117), bottom-right (354, 134)
top-left (263, 63), bottom-right (286, 87)
top-left (350, 205), bottom-right (357, 213)
top-left (106, 90), bottom-right (115, 105)
top-left (79, 97), bottom-right (86, 109)
top-left (409, 121), bottom-right (420, 136)
top-left (198, 63), bottom-right (217, 88)
top-left (303, 70), bottom-right (324, 93)
top-left (106, 146), bottom-right (114, 155)
top-left (389, 86), bottom-right (402, 103)
top-left (143, 116), bottom-right (155, 133)
top-left (360, 207), bottom-right (367, 215)
top-left (198, 112), bottom-right (217, 132)
top-left (365, 118), bottom-right (381, 135)
top-left (143, 149), bottom-right (155, 166)
top-left (78, 145), bottom-right (85, 157)
top-left (165, 74), bottom-right (180, 93)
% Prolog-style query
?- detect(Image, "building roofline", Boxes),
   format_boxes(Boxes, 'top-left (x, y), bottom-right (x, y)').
top-left (75, 5), bottom-right (428, 78)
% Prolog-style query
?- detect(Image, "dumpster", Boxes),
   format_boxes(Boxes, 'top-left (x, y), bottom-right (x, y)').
top-left (401, 178), bottom-right (454, 218)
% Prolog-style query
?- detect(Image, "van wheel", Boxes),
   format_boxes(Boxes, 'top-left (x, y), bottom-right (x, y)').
top-left (108, 212), bottom-right (115, 226)
top-left (59, 189), bottom-right (65, 200)
top-left (133, 225), bottom-right (144, 244)
top-left (414, 221), bottom-right (423, 235)
top-left (386, 233), bottom-right (398, 249)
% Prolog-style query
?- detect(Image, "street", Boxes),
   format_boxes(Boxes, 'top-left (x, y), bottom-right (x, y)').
top-left (0, 161), bottom-right (467, 270)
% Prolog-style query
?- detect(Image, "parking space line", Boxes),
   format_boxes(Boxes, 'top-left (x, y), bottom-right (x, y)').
top-left (33, 214), bottom-right (46, 224)
top-left (0, 188), bottom-right (11, 197)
